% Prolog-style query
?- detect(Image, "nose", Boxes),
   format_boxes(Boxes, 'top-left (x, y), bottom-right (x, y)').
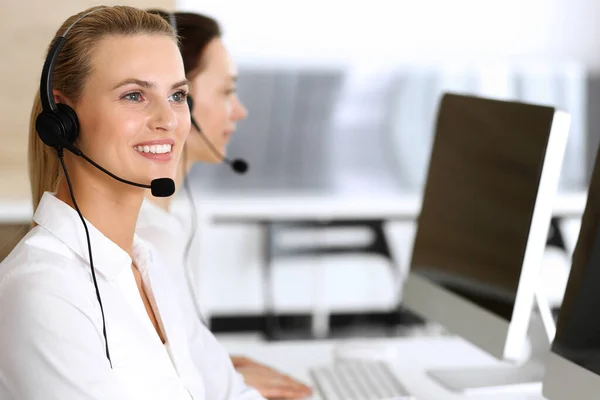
top-left (149, 99), bottom-right (177, 131)
top-left (232, 96), bottom-right (248, 122)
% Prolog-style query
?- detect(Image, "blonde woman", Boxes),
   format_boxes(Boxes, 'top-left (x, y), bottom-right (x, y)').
top-left (0, 6), bottom-right (264, 400)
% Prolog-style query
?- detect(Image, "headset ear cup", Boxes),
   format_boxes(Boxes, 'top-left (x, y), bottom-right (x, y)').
top-left (35, 104), bottom-right (80, 151)
top-left (35, 111), bottom-right (64, 149)
top-left (57, 103), bottom-right (80, 144)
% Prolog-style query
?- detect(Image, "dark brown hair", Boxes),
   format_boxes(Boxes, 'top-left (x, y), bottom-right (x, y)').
top-left (147, 10), bottom-right (222, 77)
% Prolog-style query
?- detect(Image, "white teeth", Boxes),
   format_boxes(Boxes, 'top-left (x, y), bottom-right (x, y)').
top-left (134, 144), bottom-right (172, 154)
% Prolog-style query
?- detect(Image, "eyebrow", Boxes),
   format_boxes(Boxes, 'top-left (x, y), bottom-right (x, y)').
top-left (112, 78), bottom-right (190, 90)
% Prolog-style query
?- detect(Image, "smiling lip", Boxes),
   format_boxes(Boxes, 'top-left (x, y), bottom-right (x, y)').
top-left (133, 138), bottom-right (175, 162)
top-left (133, 138), bottom-right (175, 147)
top-left (135, 151), bottom-right (173, 162)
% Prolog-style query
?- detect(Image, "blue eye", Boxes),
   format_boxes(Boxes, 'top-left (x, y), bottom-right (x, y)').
top-left (122, 92), bottom-right (143, 102)
top-left (170, 90), bottom-right (188, 103)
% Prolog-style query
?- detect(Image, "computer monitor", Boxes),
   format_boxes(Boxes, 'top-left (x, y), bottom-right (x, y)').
top-left (543, 145), bottom-right (600, 400)
top-left (401, 93), bottom-right (571, 393)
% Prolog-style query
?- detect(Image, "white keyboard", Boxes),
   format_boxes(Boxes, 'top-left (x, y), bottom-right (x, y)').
top-left (310, 359), bottom-right (415, 400)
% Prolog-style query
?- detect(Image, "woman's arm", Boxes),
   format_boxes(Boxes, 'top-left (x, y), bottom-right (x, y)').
top-left (185, 320), bottom-right (266, 399)
top-left (231, 355), bottom-right (313, 399)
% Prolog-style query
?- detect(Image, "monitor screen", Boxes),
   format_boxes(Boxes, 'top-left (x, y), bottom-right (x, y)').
top-left (410, 93), bottom-right (556, 321)
top-left (552, 144), bottom-right (600, 375)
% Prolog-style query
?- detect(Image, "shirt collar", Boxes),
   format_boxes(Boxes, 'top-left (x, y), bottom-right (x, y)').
top-left (34, 192), bottom-right (153, 280)
top-left (140, 198), bottom-right (171, 220)
top-left (139, 198), bottom-right (184, 231)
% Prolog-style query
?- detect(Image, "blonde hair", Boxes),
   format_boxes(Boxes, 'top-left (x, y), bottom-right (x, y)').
top-left (28, 5), bottom-right (177, 211)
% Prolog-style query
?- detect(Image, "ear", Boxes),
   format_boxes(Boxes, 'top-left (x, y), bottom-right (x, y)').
top-left (52, 89), bottom-right (62, 105)
top-left (52, 89), bottom-right (76, 109)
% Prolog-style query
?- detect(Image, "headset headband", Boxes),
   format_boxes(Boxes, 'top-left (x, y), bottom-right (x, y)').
top-left (39, 7), bottom-right (107, 112)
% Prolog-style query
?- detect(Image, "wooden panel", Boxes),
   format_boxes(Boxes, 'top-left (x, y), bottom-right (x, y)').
top-left (0, 224), bottom-right (30, 262)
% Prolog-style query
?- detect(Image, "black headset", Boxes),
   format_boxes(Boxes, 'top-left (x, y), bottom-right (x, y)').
top-left (35, 10), bottom-right (98, 155)
top-left (35, 6), bottom-right (114, 365)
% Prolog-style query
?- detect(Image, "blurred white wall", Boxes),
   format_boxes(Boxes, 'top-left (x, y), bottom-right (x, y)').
top-left (178, 0), bottom-right (600, 69)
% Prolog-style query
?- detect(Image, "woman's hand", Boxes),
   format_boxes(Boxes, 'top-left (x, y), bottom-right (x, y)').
top-left (231, 356), bottom-right (313, 399)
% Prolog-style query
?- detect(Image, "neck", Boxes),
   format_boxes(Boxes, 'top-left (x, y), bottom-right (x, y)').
top-left (56, 157), bottom-right (145, 257)
top-left (146, 148), bottom-right (194, 212)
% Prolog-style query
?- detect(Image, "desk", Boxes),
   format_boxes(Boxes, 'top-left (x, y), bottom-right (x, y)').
top-left (196, 191), bottom-right (587, 223)
top-left (0, 191), bottom-right (588, 224)
top-left (194, 191), bottom-right (586, 333)
top-left (219, 335), bottom-right (546, 400)
top-left (192, 193), bottom-right (425, 338)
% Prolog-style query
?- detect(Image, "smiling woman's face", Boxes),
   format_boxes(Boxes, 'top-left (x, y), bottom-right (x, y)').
top-left (61, 33), bottom-right (190, 185)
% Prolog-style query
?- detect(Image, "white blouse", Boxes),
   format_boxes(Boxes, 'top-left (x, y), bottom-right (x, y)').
top-left (136, 198), bottom-right (264, 400)
top-left (0, 192), bottom-right (262, 400)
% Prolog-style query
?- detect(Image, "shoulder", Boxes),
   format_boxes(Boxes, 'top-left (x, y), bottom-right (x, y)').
top-left (0, 227), bottom-right (97, 322)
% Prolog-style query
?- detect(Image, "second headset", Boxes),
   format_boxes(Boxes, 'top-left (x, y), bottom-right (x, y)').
top-left (186, 95), bottom-right (248, 174)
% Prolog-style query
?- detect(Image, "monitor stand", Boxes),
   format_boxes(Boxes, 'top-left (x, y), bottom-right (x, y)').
top-left (426, 289), bottom-right (556, 395)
